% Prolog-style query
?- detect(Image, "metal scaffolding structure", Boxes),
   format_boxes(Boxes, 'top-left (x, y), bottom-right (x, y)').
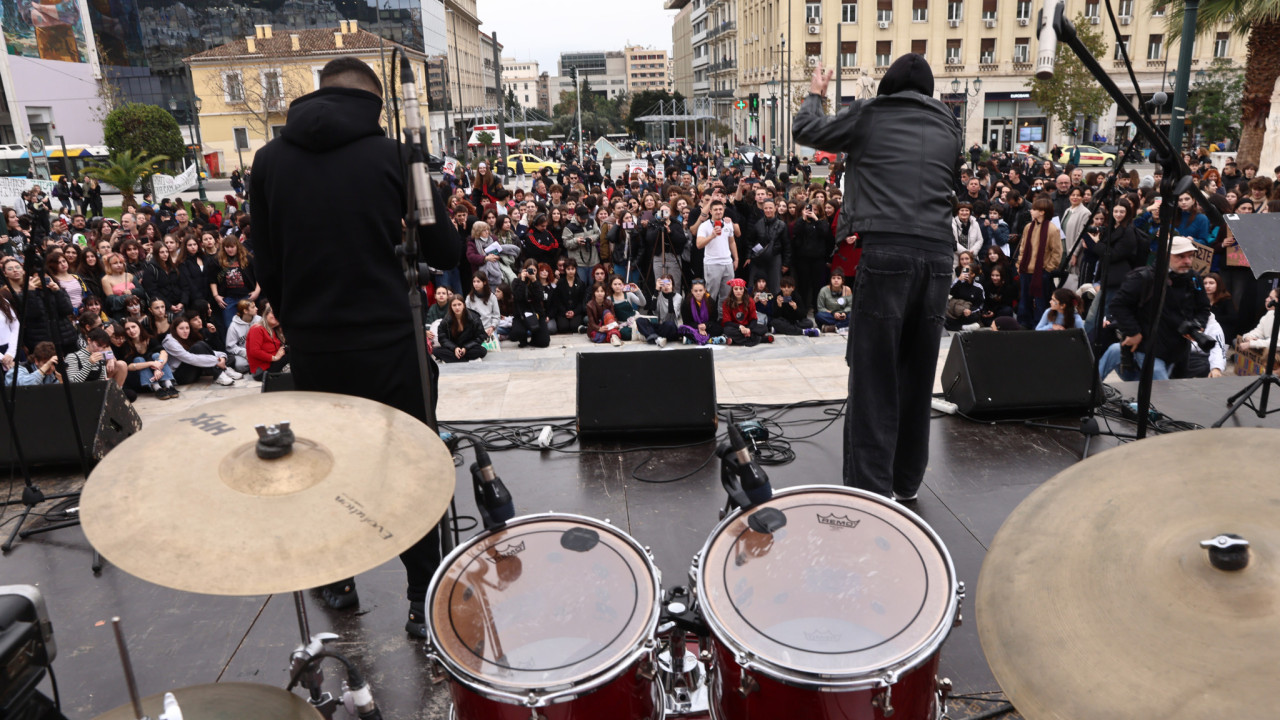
top-left (633, 98), bottom-right (716, 147)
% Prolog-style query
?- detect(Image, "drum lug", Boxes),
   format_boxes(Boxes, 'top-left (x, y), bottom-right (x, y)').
top-left (737, 672), bottom-right (760, 698)
top-left (638, 657), bottom-right (657, 682)
top-left (955, 581), bottom-right (967, 627)
top-left (937, 677), bottom-right (953, 718)
top-left (871, 683), bottom-right (895, 718)
top-left (427, 658), bottom-right (447, 685)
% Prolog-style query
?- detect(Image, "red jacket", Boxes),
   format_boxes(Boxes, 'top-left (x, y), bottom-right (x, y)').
top-left (721, 299), bottom-right (757, 327)
top-left (246, 323), bottom-right (282, 374)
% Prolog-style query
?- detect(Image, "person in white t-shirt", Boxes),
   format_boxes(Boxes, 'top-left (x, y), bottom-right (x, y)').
top-left (695, 199), bottom-right (739, 311)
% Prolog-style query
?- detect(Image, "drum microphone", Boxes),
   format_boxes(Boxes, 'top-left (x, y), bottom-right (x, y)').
top-left (400, 56), bottom-right (436, 226)
top-left (720, 421), bottom-right (772, 509)
top-left (1034, 0), bottom-right (1065, 80)
top-left (470, 445), bottom-right (515, 529)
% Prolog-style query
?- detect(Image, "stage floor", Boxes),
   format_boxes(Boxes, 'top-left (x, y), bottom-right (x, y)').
top-left (4, 375), bottom-right (1275, 719)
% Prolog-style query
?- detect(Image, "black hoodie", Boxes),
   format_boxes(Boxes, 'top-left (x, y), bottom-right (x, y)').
top-left (250, 87), bottom-right (461, 349)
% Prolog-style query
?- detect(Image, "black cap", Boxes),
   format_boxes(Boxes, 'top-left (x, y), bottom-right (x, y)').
top-left (878, 53), bottom-right (935, 97)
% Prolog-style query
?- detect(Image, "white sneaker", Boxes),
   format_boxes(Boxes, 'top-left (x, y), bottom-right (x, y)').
top-left (656, 337), bottom-right (668, 348)
top-left (961, 322), bottom-right (981, 332)
top-left (222, 367), bottom-right (244, 380)
top-left (610, 335), bottom-right (623, 347)
top-left (214, 371), bottom-right (235, 386)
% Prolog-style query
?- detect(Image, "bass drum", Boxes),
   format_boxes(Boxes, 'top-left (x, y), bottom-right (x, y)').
top-left (426, 514), bottom-right (664, 720)
top-left (692, 485), bottom-right (962, 720)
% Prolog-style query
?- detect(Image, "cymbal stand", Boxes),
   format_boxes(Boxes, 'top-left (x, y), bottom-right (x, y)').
top-left (290, 591), bottom-right (339, 718)
top-left (111, 616), bottom-right (184, 720)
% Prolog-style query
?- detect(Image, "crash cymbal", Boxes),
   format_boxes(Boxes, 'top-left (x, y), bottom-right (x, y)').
top-left (82, 391), bottom-right (455, 596)
top-left (96, 682), bottom-right (323, 720)
top-left (977, 428), bottom-right (1280, 720)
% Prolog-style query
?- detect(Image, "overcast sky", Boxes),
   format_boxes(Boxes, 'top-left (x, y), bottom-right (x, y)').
top-left (477, 0), bottom-right (676, 74)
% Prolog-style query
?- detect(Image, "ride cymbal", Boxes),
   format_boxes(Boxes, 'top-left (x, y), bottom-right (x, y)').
top-left (82, 391), bottom-right (455, 596)
top-left (95, 682), bottom-right (323, 720)
top-left (977, 428), bottom-right (1280, 720)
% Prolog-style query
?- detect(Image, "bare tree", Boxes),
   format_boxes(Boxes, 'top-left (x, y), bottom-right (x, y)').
top-left (90, 76), bottom-right (127, 128)
top-left (205, 66), bottom-right (309, 142)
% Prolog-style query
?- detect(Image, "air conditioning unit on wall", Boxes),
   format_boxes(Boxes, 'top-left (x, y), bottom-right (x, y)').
top-left (878, 20), bottom-right (890, 29)
top-left (1119, 15), bottom-right (1131, 24)
top-left (1089, 16), bottom-right (1100, 24)
top-left (807, 55), bottom-right (820, 66)
top-left (984, 18), bottom-right (996, 28)
top-left (1018, 17), bottom-right (1029, 26)
top-left (808, 24), bottom-right (821, 34)
top-left (948, 19), bottom-right (960, 27)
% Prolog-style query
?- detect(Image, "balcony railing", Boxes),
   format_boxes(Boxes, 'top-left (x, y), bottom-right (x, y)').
top-left (708, 58), bottom-right (737, 73)
top-left (708, 88), bottom-right (736, 98)
top-left (706, 20), bottom-right (736, 41)
top-left (1011, 61), bottom-right (1032, 72)
top-left (1146, 59), bottom-right (1166, 68)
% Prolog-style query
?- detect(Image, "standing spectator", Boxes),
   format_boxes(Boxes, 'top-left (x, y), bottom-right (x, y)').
top-left (562, 205), bottom-right (600, 280)
top-left (608, 211), bottom-right (643, 285)
top-left (695, 200), bottom-right (739, 312)
top-left (1083, 201), bottom-right (1137, 335)
top-left (791, 201), bottom-right (834, 313)
top-left (951, 204), bottom-right (983, 265)
top-left (207, 235), bottom-right (260, 338)
top-left (646, 204), bottom-right (687, 292)
top-left (1016, 197), bottom-right (1063, 328)
top-left (748, 198), bottom-right (790, 294)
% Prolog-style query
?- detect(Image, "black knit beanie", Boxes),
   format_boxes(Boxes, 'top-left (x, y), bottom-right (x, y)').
top-left (878, 53), bottom-right (935, 97)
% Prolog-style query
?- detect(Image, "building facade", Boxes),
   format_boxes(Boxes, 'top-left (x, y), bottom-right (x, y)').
top-left (552, 51), bottom-right (629, 101)
top-left (624, 45), bottom-right (671, 94)
top-left (690, 0), bottom-right (1245, 150)
top-left (185, 22), bottom-right (428, 173)
top-left (479, 31), bottom-right (502, 110)
top-left (502, 57), bottom-right (542, 109)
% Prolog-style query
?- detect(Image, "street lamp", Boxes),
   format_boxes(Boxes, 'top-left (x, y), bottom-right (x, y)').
top-left (949, 77), bottom-right (982, 146)
top-left (169, 94), bottom-right (208, 202)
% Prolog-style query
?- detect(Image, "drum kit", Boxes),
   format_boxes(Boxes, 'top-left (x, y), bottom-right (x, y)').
top-left (78, 389), bottom-right (1276, 720)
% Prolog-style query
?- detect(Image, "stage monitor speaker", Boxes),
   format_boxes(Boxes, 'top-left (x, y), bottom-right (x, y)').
top-left (0, 381), bottom-right (142, 467)
top-left (577, 348), bottom-right (718, 439)
top-left (941, 328), bottom-right (1102, 418)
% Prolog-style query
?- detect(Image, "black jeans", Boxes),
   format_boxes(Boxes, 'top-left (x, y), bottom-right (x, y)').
top-left (291, 334), bottom-right (442, 603)
top-left (173, 341), bottom-right (219, 385)
top-left (845, 243), bottom-right (952, 498)
top-left (510, 314), bottom-right (551, 347)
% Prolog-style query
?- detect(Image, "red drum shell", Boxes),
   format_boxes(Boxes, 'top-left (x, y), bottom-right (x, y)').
top-left (448, 660), bottom-right (663, 720)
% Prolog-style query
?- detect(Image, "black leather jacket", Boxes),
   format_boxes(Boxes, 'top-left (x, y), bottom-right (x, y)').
top-left (751, 215), bottom-right (791, 266)
top-left (794, 91), bottom-right (961, 251)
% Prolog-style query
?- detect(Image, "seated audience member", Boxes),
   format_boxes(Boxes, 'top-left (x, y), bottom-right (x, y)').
top-left (679, 279), bottom-right (722, 345)
top-left (121, 319), bottom-right (178, 399)
top-left (3, 341), bottom-right (59, 385)
top-left (606, 275), bottom-right (645, 340)
top-left (466, 275), bottom-right (501, 338)
top-left (815, 268), bottom-right (853, 332)
top-left (721, 278), bottom-right (772, 346)
top-left (552, 258), bottom-right (587, 333)
top-left (584, 282), bottom-right (623, 347)
top-left (510, 262), bottom-right (551, 348)
top-left (991, 316), bottom-right (1024, 331)
top-left (433, 296), bottom-right (487, 363)
top-left (636, 274), bottom-right (683, 347)
top-left (493, 282), bottom-right (514, 339)
top-left (247, 303), bottom-right (289, 378)
top-left (1236, 289), bottom-right (1278, 353)
top-left (980, 265), bottom-right (1018, 321)
top-left (769, 276), bottom-right (819, 336)
top-left (1185, 313), bottom-right (1227, 378)
top-left (1203, 272), bottom-right (1236, 343)
top-left (224, 299), bottom-right (258, 373)
top-left (141, 297), bottom-right (174, 338)
top-left (424, 286), bottom-right (452, 327)
top-left (1037, 288), bottom-right (1084, 331)
top-left (163, 316), bottom-right (240, 386)
top-left (535, 262), bottom-right (559, 333)
top-left (66, 328), bottom-right (127, 386)
top-left (946, 264), bottom-right (986, 331)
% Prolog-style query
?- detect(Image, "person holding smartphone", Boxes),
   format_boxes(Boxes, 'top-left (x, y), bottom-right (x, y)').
top-left (645, 204), bottom-right (687, 292)
top-left (510, 262), bottom-right (551, 348)
top-left (635, 274), bottom-right (683, 347)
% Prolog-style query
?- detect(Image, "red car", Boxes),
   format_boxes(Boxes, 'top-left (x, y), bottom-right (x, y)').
top-left (813, 150), bottom-right (841, 165)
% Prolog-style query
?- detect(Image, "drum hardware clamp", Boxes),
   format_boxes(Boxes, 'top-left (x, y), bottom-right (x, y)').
top-left (955, 581), bottom-right (967, 627)
top-left (737, 671), bottom-right (760, 698)
top-left (870, 682), bottom-right (895, 717)
top-left (937, 677), bottom-right (954, 718)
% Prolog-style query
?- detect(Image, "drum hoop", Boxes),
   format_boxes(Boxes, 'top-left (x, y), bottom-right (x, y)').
top-left (690, 484), bottom-right (961, 689)
top-left (425, 512), bottom-right (663, 707)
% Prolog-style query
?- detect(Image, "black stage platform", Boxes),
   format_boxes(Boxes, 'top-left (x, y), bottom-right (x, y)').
top-left (4, 376), bottom-right (1276, 720)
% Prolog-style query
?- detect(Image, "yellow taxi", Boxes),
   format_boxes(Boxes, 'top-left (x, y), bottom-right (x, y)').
top-left (1055, 145), bottom-right (1117, 167)
top-left (497, 153), bottom-right (562, 175)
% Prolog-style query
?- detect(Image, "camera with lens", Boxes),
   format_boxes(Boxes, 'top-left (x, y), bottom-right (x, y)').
top-left (1179, 320), bottom-right (1216, 353)
top-left (1114, 325), bottom-right (1137, 374)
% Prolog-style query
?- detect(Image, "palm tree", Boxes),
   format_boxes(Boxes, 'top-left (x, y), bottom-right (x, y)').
top-left (1161, 0), bottom-right (1274, 165)
top-left (82, 150), bottom-right (169, 209)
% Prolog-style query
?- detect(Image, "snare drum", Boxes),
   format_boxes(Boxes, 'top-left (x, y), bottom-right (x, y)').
top-left (426, 514), bottom-right (664, 720)
top-left (691, 486), bottom-right (963, 720)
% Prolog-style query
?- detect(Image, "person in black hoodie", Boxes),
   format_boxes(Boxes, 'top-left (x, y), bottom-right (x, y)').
top-left (790, 201), bottom-right (834, 313)
top-left (510, 261), bottom-right (551, 347)
top-left (433, 296), bottom-right (487, 362)
top-left (794, 53), bottom-right (961, 501)
top-left (249, 57), bottom-right (461, 637)
top-left (748, 198), bottom-right (791, 294)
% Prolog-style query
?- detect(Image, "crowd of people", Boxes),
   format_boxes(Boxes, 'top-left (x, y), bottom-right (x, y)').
top-left (0, 184), bottom-right (292, 399)
top-left (0, 139), bottom-right (1274, 393)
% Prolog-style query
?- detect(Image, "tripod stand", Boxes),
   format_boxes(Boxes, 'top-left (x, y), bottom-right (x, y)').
top-left (1211, 214), bottom-right (1280, 427)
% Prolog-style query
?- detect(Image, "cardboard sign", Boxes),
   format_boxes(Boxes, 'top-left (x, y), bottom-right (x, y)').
top-left (1226, 241), bottom-right (1250, 268)
top-left (442, 157), bottom-right (459, 177)
top-left (1190, 240), bottom-right (1215, 276)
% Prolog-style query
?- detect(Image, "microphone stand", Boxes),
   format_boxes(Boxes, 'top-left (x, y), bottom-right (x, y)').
top-left (392, 51), bottom-right (455, 555)
top-left (1049, 9), bottom-right (1223, 438)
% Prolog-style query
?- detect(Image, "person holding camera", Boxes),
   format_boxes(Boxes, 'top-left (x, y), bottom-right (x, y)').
top-left (3, 341), bottom-right (59, 385)
top-left (1082, 200), bottom-right (1138, 336)
top-left (1097, 236), bottom-right (1211, 381)
top-left (510, 261), bottom-right (551, 348)
top-left (645, 203), bottom-right (687, 292)
top-left (635, 274), bottom-right (683, 347)
top-left (747, 198), bottom-right (790, 295)
top-left (769, 276), bottom-right (820, 336)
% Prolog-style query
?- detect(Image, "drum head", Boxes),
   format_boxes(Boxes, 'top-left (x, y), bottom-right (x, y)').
top-left (429, 515), bottom-right (658, 691)
top-left (698, 487), bottom-right (954, 679)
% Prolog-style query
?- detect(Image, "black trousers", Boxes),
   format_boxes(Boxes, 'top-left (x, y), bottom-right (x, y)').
top-left (794, 257), bottom-right (828, 314)
top-left (510, 314), bottom-right (550, 347)
top-left (173, 341), bottom-right (219, 385)
top-left (845, 243), bottom-right (952, 498)
top-left (291, 334), bottom-right (442, 603)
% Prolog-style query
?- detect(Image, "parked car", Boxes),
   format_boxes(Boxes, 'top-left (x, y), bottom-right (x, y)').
top-left (495, 153), bottom-right (562, 175)
top-left (735, 144), bottom-right (774, 166)
top-left (814, 150), bottom-right (841, 165)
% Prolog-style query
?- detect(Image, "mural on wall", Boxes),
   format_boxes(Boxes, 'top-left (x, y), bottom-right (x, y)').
top-left (1, 0), bottom-right (90, 62)
top-left (87, 0), bottom-right (144, 67)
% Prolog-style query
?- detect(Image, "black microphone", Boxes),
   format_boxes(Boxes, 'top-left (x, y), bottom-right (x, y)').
top-left (722, 422), bottom-right (772, 508)
top-left (400, 56), bottom-right (436, 227)
top-left (470, 444), bottom-right (514, 529)
top-left (1034, 0), bottom-right (1065, 80)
